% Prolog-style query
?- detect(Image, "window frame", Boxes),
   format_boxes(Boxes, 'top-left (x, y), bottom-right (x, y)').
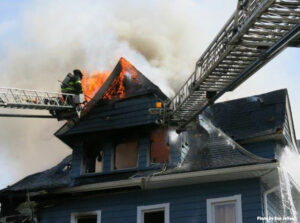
top-left (137, 203), bottom-right (170, 223)
top-left (70, 210), bottom-right (101, 223)
top-left (206, 194), bottom-right (243, 223)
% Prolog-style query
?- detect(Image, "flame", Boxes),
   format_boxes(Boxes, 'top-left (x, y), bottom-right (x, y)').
top-left (82, 70), bottom-right (110, 102)
top-left (81, 57), bottom-right (138, 102)
top-left (103, 57), bottom-right (138, 100)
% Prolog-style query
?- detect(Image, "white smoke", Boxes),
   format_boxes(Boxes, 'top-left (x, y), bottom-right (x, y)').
top-left (280, 147), bottom-right (300, 188)
top-left (0, 0), bottom-right (237, 189)
top-left (279, 147), bottom-right (300, 221)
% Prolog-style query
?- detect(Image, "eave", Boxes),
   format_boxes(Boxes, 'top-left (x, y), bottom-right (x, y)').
top-left (49, 162), bottom-right (278, 195)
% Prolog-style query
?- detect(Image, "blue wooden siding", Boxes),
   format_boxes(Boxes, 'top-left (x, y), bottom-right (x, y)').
top-left (243, 140), bottom-right (276, 159)
top-left (138, 138), bottom-right (149, 169)
top-left (65, 96), bottom-right (161, 136)
top-left (71, 146), bottom-right (83, 178)
top-left (71, 136), bottom-right (182, 177)
top-left (103, 143), bottom-right (113, 172)
top-left (38, 178), bottom-right (262, 223)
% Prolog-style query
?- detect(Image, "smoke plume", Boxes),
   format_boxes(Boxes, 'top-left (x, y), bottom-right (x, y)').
top-left (0, 0), bottom-right (237, 189)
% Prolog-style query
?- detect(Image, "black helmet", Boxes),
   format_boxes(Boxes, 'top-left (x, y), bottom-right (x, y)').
top-left (73, 69), bottom-right (83, 78)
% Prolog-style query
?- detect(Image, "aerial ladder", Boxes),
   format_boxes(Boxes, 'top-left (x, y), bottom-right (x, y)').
top-left (164, 0), bottom-right (300, 131)
top-left (0, 88), bottom-right (78, 120)
top-left (0, 0), bottom-right (300, 128)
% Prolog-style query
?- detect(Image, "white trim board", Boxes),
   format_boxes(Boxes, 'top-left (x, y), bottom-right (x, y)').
top-left (207, 194), bottom-right (243, 223)
top-left (54, 162), bottom-right (278, 194)
top-left (137, 203), bottom-right (170, 223)
top-left (70, 210), bottom-right (101, 223)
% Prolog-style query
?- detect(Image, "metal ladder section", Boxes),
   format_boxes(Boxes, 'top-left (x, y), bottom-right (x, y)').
top-left (0, 87), bottom-right (75, 110)
top-left (168, 0), bottom-right (300, 129)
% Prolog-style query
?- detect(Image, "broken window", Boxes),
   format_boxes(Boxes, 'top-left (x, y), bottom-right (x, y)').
top-left (83, 145), bottom-right (103, 174)
top-left (114, 141), bottom-right (138, 170)
top-left (71, 211), bottom-right (101, 223)
top-left (144, 211), bottom-right (164, 223)
top-left (150, 128), bottom-right (169, 164)
top-left (77, 215), bottom-right (97, 223)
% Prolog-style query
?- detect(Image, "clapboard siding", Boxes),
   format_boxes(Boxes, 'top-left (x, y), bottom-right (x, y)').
top-left (38, 178), bottom-right (262, 223)
top-left (243, 140), bottom-right (276, 159)
top-left (138, 138), bottom-right (149, 168)
top-left (65, 96), bottom-right (161, 135)
top-left (71, 146), bottom-right (83, 178)
top-left (103, 143), bottom-right (113, 172)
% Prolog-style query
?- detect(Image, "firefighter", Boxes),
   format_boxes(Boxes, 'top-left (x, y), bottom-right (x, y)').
top-left (61, 69), bottom-right (83, 105)
top-left (61, 69), bottom-right (83, 95)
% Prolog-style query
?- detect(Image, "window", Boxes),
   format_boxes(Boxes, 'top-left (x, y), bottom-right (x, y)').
top-left (150, 128), bottom-right (169, 164)
top-left (207, 195), bottom-right (242, 223)
top-left (137, 203), bottom-right (170, 223)
top-left (71, 211), bottom-right (101, 223)
top-left (83, 148), bottom-right (103, 174)
top-left (114, 141), bottom-right (138, 170)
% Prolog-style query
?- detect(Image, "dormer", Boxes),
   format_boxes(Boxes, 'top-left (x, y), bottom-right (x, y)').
top-left (55, 58), bottom-right (174, 178)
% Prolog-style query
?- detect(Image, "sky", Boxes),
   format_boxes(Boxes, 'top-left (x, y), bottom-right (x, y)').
top-left (0, 0), bottom-right (299, 190)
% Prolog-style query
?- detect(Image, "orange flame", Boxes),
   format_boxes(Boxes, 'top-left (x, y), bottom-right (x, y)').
top-left (103, 57), bottom-right (138, 100)
top-left (82, 70), bottom-right (110, 102)
top-left (82, 58), bottom-right (138, 102)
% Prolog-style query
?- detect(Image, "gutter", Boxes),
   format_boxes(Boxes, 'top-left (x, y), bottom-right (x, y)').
top-left (263, 185), bottom-right (280, 220)
top-left (51, 162), bottom-right (278, 195)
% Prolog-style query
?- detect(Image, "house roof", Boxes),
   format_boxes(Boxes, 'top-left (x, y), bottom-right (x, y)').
top-left (0, 156), bottom-right (72, 193)
top-left (203, 89), bottom-right (288, 141)
top-left (55, 58), bottom-right (168, 141)
top-left (165, 115), bottom-right (272, 174)
top-left (1, 89), bottom-right (288, 194)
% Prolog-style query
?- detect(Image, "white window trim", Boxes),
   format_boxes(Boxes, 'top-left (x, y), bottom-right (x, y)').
top-left (137, 203), bottom-right (170, 223)
top-left (207, 194), bottom-right (243, 223)
top-left (71, 210), bottom-right (101, 223)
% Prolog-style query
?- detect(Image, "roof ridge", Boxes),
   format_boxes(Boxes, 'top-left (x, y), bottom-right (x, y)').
top-left (215, 88), bottom-right (288, 105)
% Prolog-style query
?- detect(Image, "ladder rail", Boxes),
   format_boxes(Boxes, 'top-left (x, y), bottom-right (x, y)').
top-left (168, 0), bottom-right (300, 129)
top-left (169, 0), bottom-right (273, 112)
top-left (0, 87), bottom-right (75, 110)
top-left (182, 21), bottom-right (300, 130)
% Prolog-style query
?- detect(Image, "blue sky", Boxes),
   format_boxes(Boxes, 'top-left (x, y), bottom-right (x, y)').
top-left (0, 0), bottom-right (299, 189)
top-left (0, 1), bottom-right (24, 54)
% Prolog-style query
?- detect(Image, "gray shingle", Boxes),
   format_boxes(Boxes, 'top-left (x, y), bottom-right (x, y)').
top-left (204, 89), bottom-right (287, 141)
top-left (1, 156), bottom-right (71, 192)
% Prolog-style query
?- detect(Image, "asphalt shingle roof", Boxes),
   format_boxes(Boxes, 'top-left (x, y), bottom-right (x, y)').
top-left (204, 89), bottom-right (288, 141)
top-left (1, 156), bottom-right (71, 193)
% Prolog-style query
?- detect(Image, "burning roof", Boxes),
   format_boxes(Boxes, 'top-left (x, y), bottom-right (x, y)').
top-left (81, 57), bottom-right (139, 102)
top-left (80, 57), bottom-right (167, 117)
top-left (55, 58), bottom-right (167, 141)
